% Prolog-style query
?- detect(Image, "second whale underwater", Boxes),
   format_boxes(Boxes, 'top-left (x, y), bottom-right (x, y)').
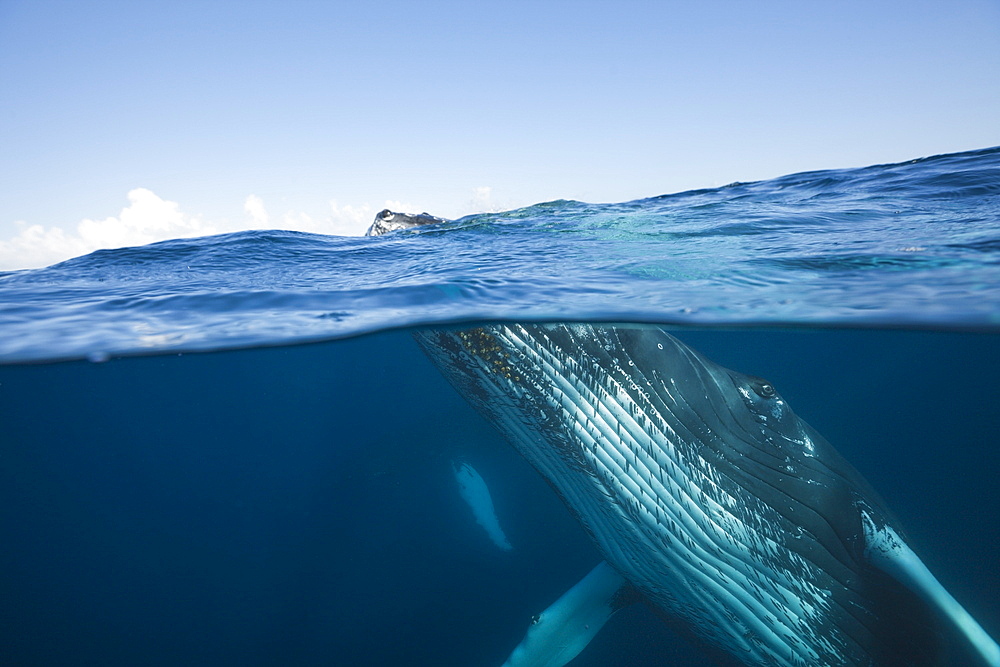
top-left (367, 210), bottom-right (1000, 667)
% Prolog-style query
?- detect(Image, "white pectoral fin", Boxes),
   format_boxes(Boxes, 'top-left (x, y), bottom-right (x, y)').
top-left (501, 561), bottom-right (630, 667)
top-left (863, 513), bottom-right (1000, 667)
top-left (453, 461), bottom-right (514, 551)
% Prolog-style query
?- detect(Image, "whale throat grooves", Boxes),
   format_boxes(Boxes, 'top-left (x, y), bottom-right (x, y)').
top-left (415, 323), bottom-right (949, 667)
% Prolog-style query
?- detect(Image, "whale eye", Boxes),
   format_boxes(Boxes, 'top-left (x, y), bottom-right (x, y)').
top-left (753, 382), bottom-right (776, 399)
top-left (379, 209), bottom-right (394, 221)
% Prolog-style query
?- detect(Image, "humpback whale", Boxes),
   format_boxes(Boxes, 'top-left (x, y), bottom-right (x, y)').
top-left (366, 209), bottom-right (449, 236)
top-left (414, 324), bottom-right (1000, 666)
top-left (366, 211), bottom-right (1000, 666)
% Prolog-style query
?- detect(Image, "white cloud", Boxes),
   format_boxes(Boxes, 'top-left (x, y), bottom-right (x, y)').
top-left (0, 188), bottom-right (430, 271)
top-left (324, 199), bottom-right (421, 236)
top-left (0, 222), bottom-right (93, 272)
top-left (0, 188), bottom-right (218, 271)
top-left (467, 185), bottom-right (511, 214)
top-left (327, 200), bottom-right (375, 236)
top-left (78, 187), bottom-right (216, 247)
top-left (243, 194), bottom-right (269, 227)
top-left (471, 186), bottom-right (494, 211)
top-left (239, 197), bottom-right (416, 237)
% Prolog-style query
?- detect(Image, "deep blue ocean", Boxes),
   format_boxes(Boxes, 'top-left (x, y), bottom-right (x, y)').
top-left (1, 147), bottom-right (999, 666)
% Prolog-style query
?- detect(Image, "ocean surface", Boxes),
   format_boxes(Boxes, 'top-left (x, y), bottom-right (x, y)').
top-left (1, 147), bottom-right (998, 666)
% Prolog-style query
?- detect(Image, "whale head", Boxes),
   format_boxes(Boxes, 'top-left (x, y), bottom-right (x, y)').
top-left (365, 209), bottom-right (448, 237)
top-left (415, 323), bottom-right (954, 666)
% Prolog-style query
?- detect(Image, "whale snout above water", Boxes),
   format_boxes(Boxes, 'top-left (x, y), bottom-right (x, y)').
top-left (365, 209), bottom-right (448, 236)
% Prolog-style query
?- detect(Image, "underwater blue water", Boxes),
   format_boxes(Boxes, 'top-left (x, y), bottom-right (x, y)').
top-left (1, 147), bottom-right (999, 666)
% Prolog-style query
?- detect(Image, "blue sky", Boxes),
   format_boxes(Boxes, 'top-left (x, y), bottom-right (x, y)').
top-left (1, 0), bottom-right (998, 269)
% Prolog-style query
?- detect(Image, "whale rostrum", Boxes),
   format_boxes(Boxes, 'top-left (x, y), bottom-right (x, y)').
top-left (415, 323), bottom-right (1000, 667)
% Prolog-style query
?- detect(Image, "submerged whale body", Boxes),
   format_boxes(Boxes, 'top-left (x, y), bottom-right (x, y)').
top-left (366, 210), bottom-right (999, 666)
top-left (414, 324), bottom-right (1000, 667)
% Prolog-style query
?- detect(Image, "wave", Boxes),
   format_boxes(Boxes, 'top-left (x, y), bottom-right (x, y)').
top-left (1, 147), bottom-right (998, 363)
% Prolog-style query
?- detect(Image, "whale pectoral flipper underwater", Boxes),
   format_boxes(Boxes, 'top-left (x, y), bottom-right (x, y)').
top-left (453, 460), bottom-right (513, 551)
top-left (863, 515), bottom-right (1000, 666)
top-left (501, 561), bottom-right (629, 667)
